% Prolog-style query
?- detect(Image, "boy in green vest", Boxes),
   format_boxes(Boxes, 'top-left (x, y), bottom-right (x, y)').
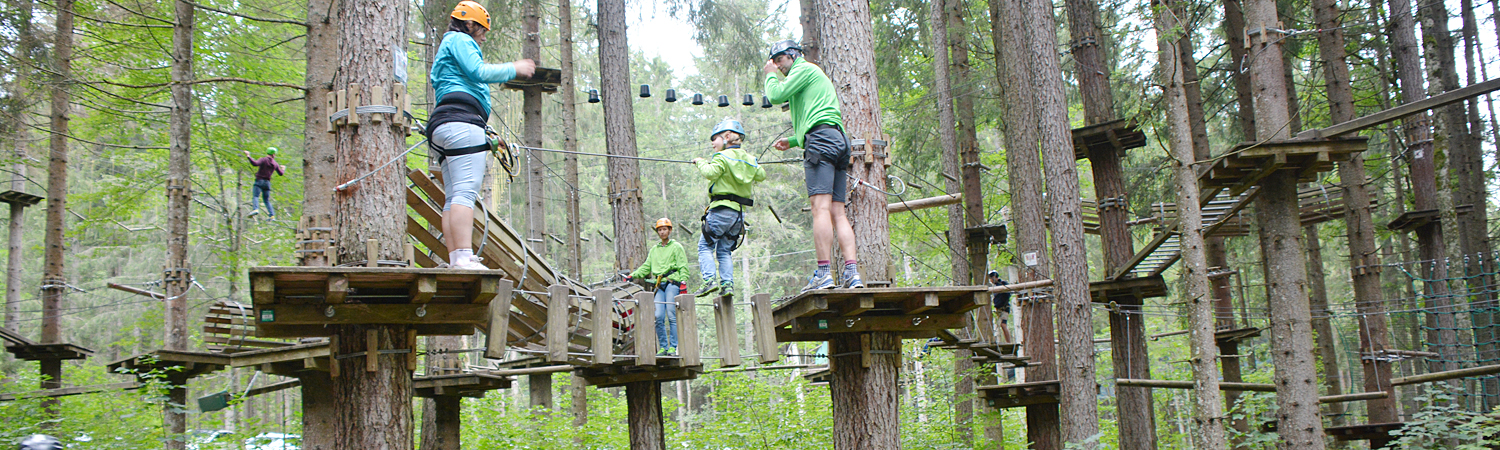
top-left (692, 119), bottom-right (767, 297)
top-left (763, 39), bottom-right (864, 292)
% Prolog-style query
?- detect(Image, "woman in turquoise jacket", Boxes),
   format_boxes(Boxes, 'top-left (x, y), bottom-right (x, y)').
top-left (428, 0), bottom-right (534, 270)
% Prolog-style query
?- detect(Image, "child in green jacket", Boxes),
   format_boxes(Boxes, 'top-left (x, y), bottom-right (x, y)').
top-left (628, 218), bottom-right (690, 355)
top-left (693, 119), bottom-right (767, 298)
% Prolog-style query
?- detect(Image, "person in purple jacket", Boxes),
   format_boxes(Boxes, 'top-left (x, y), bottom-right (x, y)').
top-left (244, 146), bottom-right (285, 218)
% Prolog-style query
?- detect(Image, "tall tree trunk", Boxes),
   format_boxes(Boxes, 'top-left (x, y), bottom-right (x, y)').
top-left (330, 0), bottom-right (413, 445)
top-left (4, 0), bottom-right (37, 333)
top-left (1025, 0), bottom-right (1098, 446)
top-left (1459, 0), bottom-right (1498, 409)
top-left (1304, 224), bottom-right (1347, 433)
top-left (561, 0), bottom-right (582, 280)
top-left (301, 0), bottom-right (338, 266)
top-left (1245, 1), bottom-right (1323, 447)
top-left (993, 0), bottom-right (1059, 447)
top-left (816, 0), bottom-right (890, 283)
top-left (1222, 0), bottom-right (1257, 140)
top-left (798, 0), bottom-right (820, 64)
top-left (1154, 4), bottom-right (1229, 447)
top-left (420, 336), bottom-right (463, 450)
top-left (626, 381), bottom-right (664, 450)
top-left (38, 0), bottom-right (74, 425)
top-left (523, 0), bottom-right (546, 260)
top-left (830, 332), bottom-right (901, 449)
top-left (1390, 0), bottom-right (1457, 378)
top-left (599, 0), bottom-right (646, 271)
top-left (929, 1), bottom-right (972, 441)
top-left (1313, 0), bottom-right (1398, 435)
top-left (163, 0), bottom-right (197, 446)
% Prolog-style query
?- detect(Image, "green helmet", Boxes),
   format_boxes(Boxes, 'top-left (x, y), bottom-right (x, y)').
top-left (266, 147), bottom-right (278, 155)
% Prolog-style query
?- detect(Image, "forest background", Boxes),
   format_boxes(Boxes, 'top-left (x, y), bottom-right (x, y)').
top-left (0, 0), bottom-right (1496, 447)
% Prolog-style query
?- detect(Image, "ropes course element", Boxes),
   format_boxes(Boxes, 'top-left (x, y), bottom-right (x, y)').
top-left (513, 144), bottom-right (804, 165)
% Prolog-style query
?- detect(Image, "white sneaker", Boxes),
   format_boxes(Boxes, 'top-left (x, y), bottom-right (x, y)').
top-left (452, 255), bottom-right (488, 270)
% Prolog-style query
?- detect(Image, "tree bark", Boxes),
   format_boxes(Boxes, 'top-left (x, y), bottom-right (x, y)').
top-left (329, 0), bottom-right (413, 444)
top-left (1458, 0), bottom-right (1498, 409)
top-left (4, 0), bottom-right (37, 333)
top-left (992, 0), bottom-right (1058, 447)
top-left (1025, 0), bottom-right (1098, 446)
top-left (300, 0), bottom-right (337, 259)
top-left (1304, 224), bottom-right (1347, 432)
top-left (931, 0), bottom-right (967, 289)
top-left (798, 0), bottom-right (820, 64)
top-left (38, 0), bottom-right (74, 425)
top-left (163, 0), bottom-right (197, 446)
top-left (1154, 5), bottom-right (1230, 448)
top-left (523, 0), bottom-right (545, 258)
top-left (599, 0), bottom-right (646, 271)
top-left (571, 374), bottom-right (588, 448)
top-left (531, 373), bottom-right (555, 413)
top-left (560, 0), bottom-right (582, 280)
top-left (830, 332), bottom-right (901, 450)
top-left (815, 0), bottom-right (890, 282)
top-left (299, 371), bottom-right (337, 450)
top-left (1222, 0), bottom-right (1256, 140)
top-left (626, 381), bottom-right (664, 450)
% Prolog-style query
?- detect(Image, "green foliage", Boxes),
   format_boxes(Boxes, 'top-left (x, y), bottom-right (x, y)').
top-left (1389, 388), bottom-right (1500, 449)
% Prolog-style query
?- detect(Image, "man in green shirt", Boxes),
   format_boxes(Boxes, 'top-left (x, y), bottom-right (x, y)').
top-left (763, 39), bottom-right (864, 292)
top-left (627, 217), bottom-right (690, 355)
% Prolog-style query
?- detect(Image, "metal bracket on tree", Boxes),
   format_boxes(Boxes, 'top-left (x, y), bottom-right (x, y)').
top-left (326, 82), bottom-right (412, 135)
top-left (849, 136), bottom-right (890, 166)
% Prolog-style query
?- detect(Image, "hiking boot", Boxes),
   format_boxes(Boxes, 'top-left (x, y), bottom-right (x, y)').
top-left (800, 270), bottom-right (835, 293)
top-left (695, 277), bottom-right (720, 297)
top-left (842, 266), bottom-right (865, 289)
top-left (452, 255), bottom-right (488, 270)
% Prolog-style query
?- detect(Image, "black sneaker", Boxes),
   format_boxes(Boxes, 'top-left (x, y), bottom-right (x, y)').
top-left (695, 278), bottom-right (721, 297)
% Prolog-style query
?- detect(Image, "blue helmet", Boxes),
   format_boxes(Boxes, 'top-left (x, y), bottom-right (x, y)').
top-left (709, 119), bottom-right (746, 142)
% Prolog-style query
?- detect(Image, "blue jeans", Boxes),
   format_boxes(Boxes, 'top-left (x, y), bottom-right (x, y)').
top-left (698, 234), bottom-right (734, 285)
top-left (251, 179), bottom-right (273, 216)
top-left (654, 283), bottom-right (679, 350)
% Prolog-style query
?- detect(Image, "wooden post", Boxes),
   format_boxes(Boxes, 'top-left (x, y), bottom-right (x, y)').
top-left (715, 295), bottom-right (740, 367)
top-left (635, 291), bottom-right (656, 365)
top-left (592, 288), bottom-right (614, 365)
top-left (484, 280), bottom-right (515, 360)
top-left (547, 284), bottom-right (571, 363)
top-left (750, 294), bottom-right (778, 364)
top-left (677, 293), bottom-right (700, 367)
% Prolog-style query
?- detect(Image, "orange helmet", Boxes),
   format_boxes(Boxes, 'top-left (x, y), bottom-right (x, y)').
top-left (451, 1), bottom-right (491, 30)
top-left (654, 218), bottom-right (673, 230)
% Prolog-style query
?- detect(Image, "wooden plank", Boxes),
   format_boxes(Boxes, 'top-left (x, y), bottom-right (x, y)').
top-left (715, 294), bottom-right (741, 367)
top-left (251, 274), bottom-right (276, 305)
top-left (634, 291), bottom-right (656, 365)
top-left (591, 288), bottom-right (614, 365)
top-left (1302, 77), bottom-right (1500, 138)
top-left (772, 296), bottom-right (828, 327)
top-left (229, 342), bottom-right (331, 367)
top-left (410, 274), bottom-right (437, 303)
top-left (484, 279), bottom-right (515, 359)
top-left (841, 294), bottom-right (875, 316)
top-left (584, 366), bottom-right (699, 388)
top-left (244, 379), bottom-right (301, 398)
top-left (365, 329), bottom-right (379, 372)
top-left (677, 293), bottom-right (700, 367)
top-left (325, 275), bottom-right (348, 304)
top-left (471, 276), bottom-right (500, 305)
top-left (789, 314), bottom-right (968, 336)
top-left (750, 293), bottom-right (778, 364)
top-left (0, 382), bottom-right (143, 401)
top-left (903, 293), bottom-right (940, 314)
top-left (1391, 363), bottom-right (1500, 386)
top-left (546, 284), bottom-right (571, 363)
top-left (257, 304), bottom-right (489, 325)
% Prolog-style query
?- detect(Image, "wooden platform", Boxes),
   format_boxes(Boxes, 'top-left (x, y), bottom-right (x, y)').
top-left (0, 190), bottom-right (43, 207)
top-left (977, 380), bottom-right (1061, 409)
top-left (575, 359), bottom-right (703, 388)
top-left (226, 341), bottom-right (332, 375)
top-left (108, 350), bottom-right (230, 380)
top-left (1387, 209), bottom-right (1440, 232)
top-left (803, 366), bottom-right (831, 384)
top-left (1215, 327), bottom-right (1262, 344)
top-left (0, 327), bottom-right (93, 361)
top-left (1072, 119), bottom-right (1148, 160)
top-left (1089, 275), bottom-right (1169, 304)
top-left (248, 266), bottom-right (506, 338)
top-left (502, 67), bottom-right (562, 93)
top-left (413, 373), bottom-right (512, 398)
top-left (1199, 138), bottom-right (1368, 196)
top-left (771, 287), bottom-right (987, 342)
top-left (1324, 422), bottom-right (1405, 441)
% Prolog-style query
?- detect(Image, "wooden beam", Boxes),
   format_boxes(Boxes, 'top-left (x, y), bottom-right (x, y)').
top-left (789, 314), bottom-right (968, 335)
top-left (546, 284), bottom-right (570, 363)
top-left (483, 365), bottom-right (573, 377)
top-left (716, 294), bottom-right (741, 367)
top-left (988, 279), bottom-right (1054, 293)
top-left (0, 382), bottom-right (142, 401)
top-left (366, 329), bottom-right (379, 372)
top-left (749, 293), bottom-right (778, 364)
top-left (887, 193), bottom-right (961, 214)
top-left (634, 291), bottom-right (656, 365)
top-left (107, 283), bottom-right (165, 300)
top-left (591, 288), bottom-right (614, 365)
top-left (251, 274), bottom-right (276, 305)
top-left (1300, 77), bottom-right (1500, 138)
top-left (772, 296), bottom-right (828, 327)
top-left (325, 274), bottom-right (348, 304)
top-left (841, 294), bottom-right (875, 316)
top-left (484, 279), bottom-right (515, 360)
top-left (1391, 363), bottom-right (1500, 386)
top-left (243, 379), bottom-right (301, 397)
top-left (410, 274), bottom-right (437, 304)
top-left (258, 304), bottom-right (490, 325)
top-left (677, 293), bottom-right (700, 367)
top-left (902, 293), bottom-right (940, 314)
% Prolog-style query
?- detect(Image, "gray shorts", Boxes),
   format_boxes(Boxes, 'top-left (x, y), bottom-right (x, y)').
top-left (431, 122), bottom-right (489, 211)
top-left (802, 125), bottom-right (850, 203)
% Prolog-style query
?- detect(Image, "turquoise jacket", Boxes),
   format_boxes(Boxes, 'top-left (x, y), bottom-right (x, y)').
top-left (630, 239), bottom-right (690, 283)
top-left (764, 57), bottom-right (843, 148)
top-left (695, 145), bottom-right (767, 212)
top-left (430, 31), bottom-right (516, 116)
